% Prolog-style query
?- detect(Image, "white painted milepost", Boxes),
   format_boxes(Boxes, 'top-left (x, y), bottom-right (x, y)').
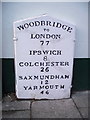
top-left (13, 15), bottom-right (75, 99)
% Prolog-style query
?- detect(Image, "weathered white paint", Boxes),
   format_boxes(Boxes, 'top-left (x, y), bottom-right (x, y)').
top-left (14, 15), bottom-right (75, 99)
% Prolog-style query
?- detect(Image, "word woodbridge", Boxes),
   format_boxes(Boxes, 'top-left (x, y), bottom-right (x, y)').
top-left (17, 20), bottom-right (73, 33)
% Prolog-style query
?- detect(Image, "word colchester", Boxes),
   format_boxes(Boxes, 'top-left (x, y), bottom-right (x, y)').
top-left (17, 20), bottom-right (73, 33)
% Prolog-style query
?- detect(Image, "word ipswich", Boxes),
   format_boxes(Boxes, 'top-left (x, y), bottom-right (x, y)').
top-left (17, 20), bottom-right (73, 33)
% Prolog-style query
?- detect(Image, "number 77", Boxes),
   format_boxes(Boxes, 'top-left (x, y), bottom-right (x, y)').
top-left (40, 41), bottom-right (49, 45)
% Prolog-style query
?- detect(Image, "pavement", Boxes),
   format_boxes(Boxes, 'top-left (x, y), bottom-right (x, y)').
top-left (1, 91), bottom-right (89, 119)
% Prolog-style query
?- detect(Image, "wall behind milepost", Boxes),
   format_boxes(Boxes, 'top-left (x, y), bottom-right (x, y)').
top-left (2, 2), bottom-right (88, 58)
top-left (2, 2), bottom-right (89, 94)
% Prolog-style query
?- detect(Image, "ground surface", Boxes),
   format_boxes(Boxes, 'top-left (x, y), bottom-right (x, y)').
top-left (1, 91), bottom-right (89, 119)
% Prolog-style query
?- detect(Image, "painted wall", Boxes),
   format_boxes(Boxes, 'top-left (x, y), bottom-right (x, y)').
top-left (2, 2), bottom-right (89, 94)
top-left (2, 2), bottom-right (88, 58)
top-left (0, 2), bottom-right (2, 58)
top-left (89, 2), bottom-right (90, 58)
top-left (1, 0), bottom-right (90, 2)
